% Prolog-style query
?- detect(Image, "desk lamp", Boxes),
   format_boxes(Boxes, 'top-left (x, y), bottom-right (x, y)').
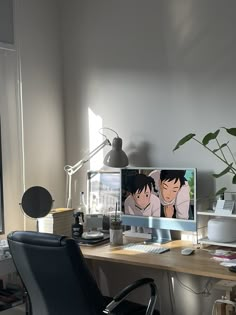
top-left (64, 128), bottom-right (129, 208)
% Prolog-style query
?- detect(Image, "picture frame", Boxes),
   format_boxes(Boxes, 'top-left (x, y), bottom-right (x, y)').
top-left (87, 170), bottom-right (120, 215)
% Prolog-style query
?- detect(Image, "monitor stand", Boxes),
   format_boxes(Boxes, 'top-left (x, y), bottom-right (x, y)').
top-left (144, 228), bottom-right (172, 244)
top-left (123, 226), bottom-right (152, 239)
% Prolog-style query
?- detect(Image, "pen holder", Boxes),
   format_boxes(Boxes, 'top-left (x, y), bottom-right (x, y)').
top-left (109, 220), bottom-right (123, 246)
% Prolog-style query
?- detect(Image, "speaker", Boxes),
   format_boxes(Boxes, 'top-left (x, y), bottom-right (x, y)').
top-left (208, 218), bottom-right (236, 243)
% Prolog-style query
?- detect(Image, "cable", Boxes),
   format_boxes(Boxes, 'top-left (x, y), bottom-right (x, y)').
top-left (171, 272), bottom-right (213, 297)
top-left (211, 300), bottom-right (218, 315)
top-left (155, 281), bottom-right (161, 315)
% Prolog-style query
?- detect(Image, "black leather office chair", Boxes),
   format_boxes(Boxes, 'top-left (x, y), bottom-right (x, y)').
top-left (7, 231), bottom-right (160, 315)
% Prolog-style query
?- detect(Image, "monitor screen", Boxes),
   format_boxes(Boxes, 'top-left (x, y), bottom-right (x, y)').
top-left (121, 167), bottom-right (197, 243)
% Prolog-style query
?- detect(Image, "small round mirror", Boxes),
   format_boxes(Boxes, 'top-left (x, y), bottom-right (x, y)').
top-left (21, 186), bottom-right (53, 218)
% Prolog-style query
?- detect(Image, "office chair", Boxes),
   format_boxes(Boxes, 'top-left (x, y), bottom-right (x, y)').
top-left (7, 231), bottom-right (160, 315)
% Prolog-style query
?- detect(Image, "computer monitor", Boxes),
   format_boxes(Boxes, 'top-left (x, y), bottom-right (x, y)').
top-left (121, 167), bottom-right (197, 244)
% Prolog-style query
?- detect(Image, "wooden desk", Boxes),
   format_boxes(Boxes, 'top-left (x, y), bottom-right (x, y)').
top-left (81, 239), bottom-right (236, 281)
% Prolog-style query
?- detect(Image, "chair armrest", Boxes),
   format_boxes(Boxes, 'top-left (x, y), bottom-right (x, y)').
top-left (103, 277), bottom-right (157, 315)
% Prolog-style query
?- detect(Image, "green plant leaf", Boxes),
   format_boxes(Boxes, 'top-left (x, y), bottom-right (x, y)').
top-left (212, 163), bottom-right (233, 178)
top-left (173, 133), bottom-right (195, 151)
top-left (215, 187), bottom-right (227, 196)
top-left (233, 174), bottom-right (236, 184)
top-left (222, 127), bottom-right (236, 136)
top-left (212, 143), bottom-right (228, 153)
top-left (202, 130), bottom-right (220, 146)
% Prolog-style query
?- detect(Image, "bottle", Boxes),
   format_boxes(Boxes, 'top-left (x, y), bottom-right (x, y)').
top-left (77, 192), bottom-right (87, 214)
top-left (76, 191), bottom-right (87, 231)
top-left (72, 212), bottom-right (84, 239)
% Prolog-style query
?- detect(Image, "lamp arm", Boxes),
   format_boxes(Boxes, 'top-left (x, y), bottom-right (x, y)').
top-left (64, 138), bottom-right (111, 208)
top-left (64, 138), bottom-right (111, 176)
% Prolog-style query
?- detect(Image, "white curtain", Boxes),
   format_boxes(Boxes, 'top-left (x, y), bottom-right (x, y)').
top-left (0, 48), bottom-right (24, 234)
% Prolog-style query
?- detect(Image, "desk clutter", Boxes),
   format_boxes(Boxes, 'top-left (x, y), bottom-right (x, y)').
top-left (71, 212), bottom-right (110, 246)
top-left (0, 240), bottom-right (11, 260)
top-left (75, 233), bottom-right (110, 246)
top-left (208, 249), bottom-right (236, 268)
top-left (0, 240), bottom-right (24, 311)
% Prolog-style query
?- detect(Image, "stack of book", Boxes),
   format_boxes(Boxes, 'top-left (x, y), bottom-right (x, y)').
top-left (38, 208), bottom-right (74, 237)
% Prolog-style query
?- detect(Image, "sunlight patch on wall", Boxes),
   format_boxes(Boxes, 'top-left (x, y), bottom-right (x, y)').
top-left (88, 107), bottom-right (103, 170)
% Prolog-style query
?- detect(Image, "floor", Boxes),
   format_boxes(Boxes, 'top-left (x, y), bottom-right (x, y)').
top-left (1, 304), bottom-right (25, 314)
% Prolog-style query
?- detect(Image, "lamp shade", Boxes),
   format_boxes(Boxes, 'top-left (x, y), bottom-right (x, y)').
top-left (103, 137), bottom-right (129, 167)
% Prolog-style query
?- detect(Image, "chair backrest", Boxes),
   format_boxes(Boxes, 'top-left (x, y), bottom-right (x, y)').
top-left (7, 231), bottom-right (105, 315)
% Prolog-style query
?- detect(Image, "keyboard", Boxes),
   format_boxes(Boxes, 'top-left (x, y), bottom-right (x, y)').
top-left (123, 243), bottom-right (170, 254)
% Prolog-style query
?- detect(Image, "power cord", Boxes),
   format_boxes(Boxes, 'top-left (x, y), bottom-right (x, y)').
top-left (165, 272), bottom-right (213, 314)
top-left (171, 272), bottom-right (212, 297)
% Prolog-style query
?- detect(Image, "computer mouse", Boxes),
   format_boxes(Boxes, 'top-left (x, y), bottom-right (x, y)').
top-left (181, 248), bottom-right (195, 256)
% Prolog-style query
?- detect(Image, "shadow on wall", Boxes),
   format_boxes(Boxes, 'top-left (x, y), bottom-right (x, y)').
top-left (127, 141), bottom-right (153, 167)
top-left (194, 170), bottom-right (217, 213)
top-left (197, 171), bottom-right (215, 198)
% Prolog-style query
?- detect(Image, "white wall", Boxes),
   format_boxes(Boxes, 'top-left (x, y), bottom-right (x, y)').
top-left (60, 1), bottom-right (235, 314)
top-left (61, 0), bottom-right (236, 203)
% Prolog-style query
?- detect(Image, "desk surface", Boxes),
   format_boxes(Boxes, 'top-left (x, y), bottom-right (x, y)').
top-left (81, 238), bottom-right (236, 281)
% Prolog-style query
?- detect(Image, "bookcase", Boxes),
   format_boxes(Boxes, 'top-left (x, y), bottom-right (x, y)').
top-left (197, 210), bottom-right (236, 247)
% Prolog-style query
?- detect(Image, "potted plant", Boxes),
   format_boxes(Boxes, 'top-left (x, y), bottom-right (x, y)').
top-left (173, 127), bottom-right (236, 196)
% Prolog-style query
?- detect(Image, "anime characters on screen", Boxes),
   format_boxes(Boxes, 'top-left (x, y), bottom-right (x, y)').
top-left (149, 169), bottom-right (190, 219)
top-left (124, 173), bottom-right (161, 217)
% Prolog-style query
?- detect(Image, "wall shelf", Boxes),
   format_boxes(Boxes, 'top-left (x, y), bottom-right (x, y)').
top-left (198, 209), bottom-right (236, 247)
top-left (199, 237), bottom-right (236, 248)
top-left (197, 210), bottom-right (236, 218)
